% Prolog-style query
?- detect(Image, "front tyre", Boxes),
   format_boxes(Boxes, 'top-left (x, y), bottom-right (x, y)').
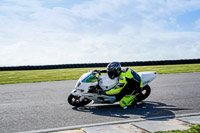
top-left (68, 94), bottom-right (91, 107)
top-left (137, 85), bottom-right (151, 102)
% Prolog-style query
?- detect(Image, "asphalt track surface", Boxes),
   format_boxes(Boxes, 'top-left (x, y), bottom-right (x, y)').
top-left (0, 72), bottom-right (200, 133)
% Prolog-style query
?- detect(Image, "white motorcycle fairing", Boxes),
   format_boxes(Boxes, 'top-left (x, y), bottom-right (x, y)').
top-left (138, 71), bottom-right (158, 86)
top-left (71, 72), bottom-right (118, 103)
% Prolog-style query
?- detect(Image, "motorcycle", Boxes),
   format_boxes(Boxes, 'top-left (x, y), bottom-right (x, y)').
top-left (68, 70), bottom-right (158, 108)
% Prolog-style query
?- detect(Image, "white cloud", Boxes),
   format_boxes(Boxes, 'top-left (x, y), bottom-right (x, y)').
top-left (70, 0), bottom-right (129, 18)
top-left (195, 19), bottom-right (200, 29)
top-left (0, 0), bottom-right (200, 66)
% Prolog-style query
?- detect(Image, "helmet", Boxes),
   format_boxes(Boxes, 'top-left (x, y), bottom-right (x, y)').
top-left (107, 62), bottom-right (121, 79)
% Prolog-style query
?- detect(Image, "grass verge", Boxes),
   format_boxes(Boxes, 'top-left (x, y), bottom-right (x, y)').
top-left (155, 124), bottom-right (200, 133)
top-left (0, 64), bottom-right (200, 85)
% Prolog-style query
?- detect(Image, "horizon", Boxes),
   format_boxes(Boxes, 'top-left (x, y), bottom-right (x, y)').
top-left (0, 58), bottom-right (199, 67)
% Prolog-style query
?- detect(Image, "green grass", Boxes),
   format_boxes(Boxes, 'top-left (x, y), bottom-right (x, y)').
top-left (0, 64), bottom-right (200, 85)
top-left (155, 124), bottom-right (200, 133)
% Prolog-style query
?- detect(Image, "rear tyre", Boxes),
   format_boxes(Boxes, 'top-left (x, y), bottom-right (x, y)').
top-left (68, 94), bottom-right (91, 107)
top-left (136, 85), bottom-right (151, 102)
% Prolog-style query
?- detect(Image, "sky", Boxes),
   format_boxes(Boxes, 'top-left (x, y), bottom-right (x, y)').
top-left (0, 0), bottom-right (200, 66)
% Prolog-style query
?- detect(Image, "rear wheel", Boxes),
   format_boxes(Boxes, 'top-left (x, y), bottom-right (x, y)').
top-left (68, 94), bottom-right (91, 107)
top-left (136, 85), bottom-right (151, 102)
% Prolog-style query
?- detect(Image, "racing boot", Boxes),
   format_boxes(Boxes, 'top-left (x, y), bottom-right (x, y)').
top-left (119, 94), bottom-right (138, 109)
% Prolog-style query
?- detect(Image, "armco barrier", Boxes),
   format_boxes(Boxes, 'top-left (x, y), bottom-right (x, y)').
top-left (0, 59), bottom-right (200, 71)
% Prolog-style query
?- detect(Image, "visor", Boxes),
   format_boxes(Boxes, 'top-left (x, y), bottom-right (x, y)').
top-left (108, 71), bottom-right (115, 79)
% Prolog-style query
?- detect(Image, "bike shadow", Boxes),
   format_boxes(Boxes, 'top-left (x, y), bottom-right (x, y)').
top-left (72, 101), bottom-right (190, 119)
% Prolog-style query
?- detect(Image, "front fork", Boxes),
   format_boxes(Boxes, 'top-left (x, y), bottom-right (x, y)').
top-left (71, 89), bottom-right (85, 102)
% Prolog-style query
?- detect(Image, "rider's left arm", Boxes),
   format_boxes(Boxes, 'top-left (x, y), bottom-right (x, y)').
top-left (105, 77), bottom-right (127, 95)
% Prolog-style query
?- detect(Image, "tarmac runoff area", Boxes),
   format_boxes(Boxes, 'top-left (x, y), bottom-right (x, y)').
top-left (23, 113), bottom-right (200, 133)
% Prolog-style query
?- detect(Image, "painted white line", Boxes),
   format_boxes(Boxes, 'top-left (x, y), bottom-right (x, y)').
top-left (18, 112), bottom-right (200, 133)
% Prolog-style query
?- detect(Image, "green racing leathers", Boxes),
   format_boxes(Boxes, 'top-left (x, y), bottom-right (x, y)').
top-left (105, 68), bottom-right (143, 108)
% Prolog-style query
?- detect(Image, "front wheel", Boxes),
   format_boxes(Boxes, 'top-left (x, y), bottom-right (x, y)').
top-left (68, 94), bottom-right (91, 107)
top-left (136, 85), bottom-right (151, 102)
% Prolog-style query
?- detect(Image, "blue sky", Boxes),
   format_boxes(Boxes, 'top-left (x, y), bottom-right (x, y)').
top-left (0, 0), bottom-right (200, 66)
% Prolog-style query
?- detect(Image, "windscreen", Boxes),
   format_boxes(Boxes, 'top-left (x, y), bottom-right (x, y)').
top-left (81, 73), bottom-right (97, 83)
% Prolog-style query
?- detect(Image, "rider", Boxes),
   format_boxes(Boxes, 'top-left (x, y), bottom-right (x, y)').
top-left (93, 62), bottom-right (143, 108)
